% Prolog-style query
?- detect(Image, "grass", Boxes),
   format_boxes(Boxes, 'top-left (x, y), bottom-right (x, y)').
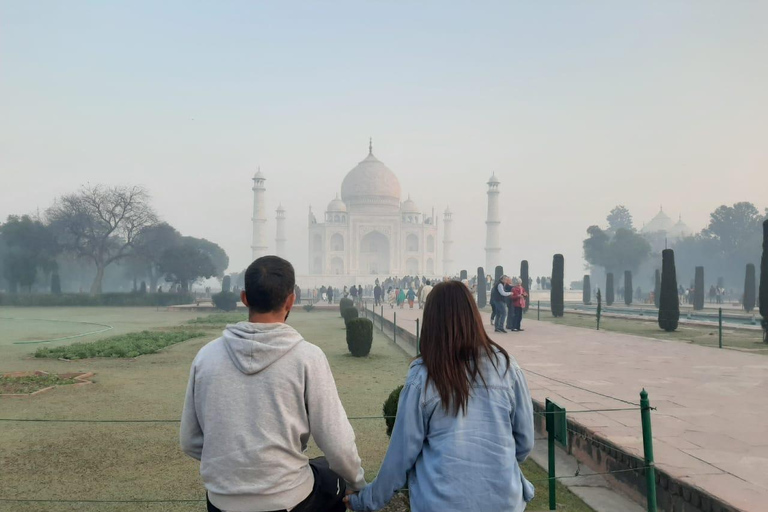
top-left (0, 308), bottom-right (594, 512)
top-left (521, 459), bottom-right (596, 511)
top-left (532, 309), bottom-right (768, 354)
top-left (33, 330), bottom-right (205, 359)
top-left (187, 312), bottom-right (247, 325)
top-left (0, 374), bottom-right (77, 394)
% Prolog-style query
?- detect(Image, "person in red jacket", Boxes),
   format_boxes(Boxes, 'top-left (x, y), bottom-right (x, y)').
top-left (510, 278), bottom-right (528, 332)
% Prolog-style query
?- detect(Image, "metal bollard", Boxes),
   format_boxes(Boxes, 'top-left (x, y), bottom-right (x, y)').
top-left (640, 389), bottom-right (658, 512)
top-left (547, 400), bottom-right (556, 510)
top-left (394, 312), bottom-right (397, 345)
top-left (538, 300), bottom-right (540, 321)
top-left (718, 308), bottom-right (723, 349)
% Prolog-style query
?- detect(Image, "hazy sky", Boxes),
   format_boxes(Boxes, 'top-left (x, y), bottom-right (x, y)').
top-left (2, 1), bottom-right (766, 282)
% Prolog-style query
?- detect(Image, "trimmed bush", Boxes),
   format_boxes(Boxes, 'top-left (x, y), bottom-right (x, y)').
top-left (342, 306), bottom-right (359, 326)
top-left (460, 270), bottom-right (468, 281)
top-left (0, 292), bottom-right (194, 307)
top-left (495, 266), bottom-right (503, 282)
top-left (744, 263), bottom-right (756, 313)
top-left (658, 249), bottom-right (680, 332)
top-left (654, 269), bottom-right (661, 308)
top-left (551, 254), bottom-right (564, 317)
top-left (35, 330), bottom-right (204, 359)
top-left (303, 303), bottom-right (315, 312)
top-left (761, 220), bottom-right (768, 342)
top-left (606, 273), bottom-right (614, 306)
top-left (222, 275), bottom-right (231, 293)
top-left (51, 272), bottom-right (62, 295)
top-left (383, 385), bottom-right (404, 437)
top-left (346, 317), bottom-right (373, 357)
top-left (694, 266), bottom-right (705, 311)
top-left (477, 267), bottom-right (487, 309)
top-left (339, 298), bottom-right (354, 316)
top-left (520, 260), bottom-right (530, 312)
top-left (212, 291), bottom-right (238, 311)
top-left (582, 275), bottom-right (591, 305)
top-left (624, 271), bottom-right (633, 306)
top-left (139, 281), bottom-right (147, 294)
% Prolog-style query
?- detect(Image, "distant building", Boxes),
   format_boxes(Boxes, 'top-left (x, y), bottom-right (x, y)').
top-left (640, 207), bottom-right (692, 252)
top-left (307, 141), bottom-right (439, 277)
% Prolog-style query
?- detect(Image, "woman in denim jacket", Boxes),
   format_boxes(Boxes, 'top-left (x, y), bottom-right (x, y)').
top-left (346, 281), bottom-right (535, 512)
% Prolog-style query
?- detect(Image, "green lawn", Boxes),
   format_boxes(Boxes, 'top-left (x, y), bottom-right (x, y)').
top-left (530, 308), bottom-right (767, 354)
top-left (0, 307), bottom-right (593, 512)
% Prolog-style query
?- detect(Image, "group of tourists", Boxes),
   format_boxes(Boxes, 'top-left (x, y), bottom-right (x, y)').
top-left (181, 256), bottom-right (535, 512)
top-left (490, 275), bottom-right (528, 333)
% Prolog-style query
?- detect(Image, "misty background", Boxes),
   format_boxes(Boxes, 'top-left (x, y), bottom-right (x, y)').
top-left (2, 1), bottom-right (767, 288)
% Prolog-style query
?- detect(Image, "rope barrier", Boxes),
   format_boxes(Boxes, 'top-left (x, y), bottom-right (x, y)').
top-left (522, 368), bottom-right (641, 407)
top-left (0, 416), bottom-right (398, 423)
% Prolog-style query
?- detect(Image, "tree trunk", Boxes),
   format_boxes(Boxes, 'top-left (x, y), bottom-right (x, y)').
top-left (149, 268), bottom-right (159, 294)
top-left (90, 264), bottom-right (105, 295)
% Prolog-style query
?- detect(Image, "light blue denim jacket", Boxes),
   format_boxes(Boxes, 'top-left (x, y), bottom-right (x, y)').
top-left (349, 351), bottom-right (535, 512)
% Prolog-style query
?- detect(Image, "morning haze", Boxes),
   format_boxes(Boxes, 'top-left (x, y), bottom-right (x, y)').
top-left (1, 1), bottom-right (766, 280)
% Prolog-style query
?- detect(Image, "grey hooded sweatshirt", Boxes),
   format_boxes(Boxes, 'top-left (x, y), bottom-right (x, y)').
top-left (180, 322), bottom-right (366, 512)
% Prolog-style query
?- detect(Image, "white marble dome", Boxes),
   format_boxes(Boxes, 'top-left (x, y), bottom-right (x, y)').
top-left (327, 194), bottom-right (347, 212)
top-left (341, 150), bottom-right (401, 211)
top-left (401, 195), bottom-right (420, 213)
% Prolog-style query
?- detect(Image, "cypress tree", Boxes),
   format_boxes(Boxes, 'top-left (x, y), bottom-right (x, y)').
top-left (658, 249), bottom-right (680, 332)
top-left (460, 269), bottom-right (467, 281)
top-left (744, 264), bottom-right (756, 313)
top-left (761, 220), bottom-right (768, 343)
top-left (551, 254), bottom-right (564, 317)
top-left (51, 271), bottom-right (62, 295)
top-left (624, 271), bottom-right (633, 306)
top-left (520, 260), bottom-right (530, 312)
top-left (606, 273), bottom-right (614, 306)
top-left (222, 275), bottom-right (231, 293)
top-left (583, 275), bottom-right (591, 305)
top-left (477, 267), bottom-right (487, 309)
top-left (654, 269), bottom-right (661, 308)
top-left (495, 266), bottom-right (504, 282)
top-left (694, 266), bottom-right (705, 311)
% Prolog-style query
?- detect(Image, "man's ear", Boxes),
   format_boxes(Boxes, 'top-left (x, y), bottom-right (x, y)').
top-left (285, 292), bottom-right (296, 312)
top-left (240, 291), bottom-right (249, 308)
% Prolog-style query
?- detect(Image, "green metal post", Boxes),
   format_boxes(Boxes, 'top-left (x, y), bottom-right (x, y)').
top-left (394, 312), bottom-right (397, 345)
top-left (381, 306), bottom-right (384, 331)
top-left (640, 389), bottom-right (657, 512)
top-left (718, 308), bottom-right (723, 349)
top-left (416, 318), bottom-right (420, 355)
top-left (538, 300), bottom-right (541, 321)
top-left (546, 400), bottom-right (556, 510)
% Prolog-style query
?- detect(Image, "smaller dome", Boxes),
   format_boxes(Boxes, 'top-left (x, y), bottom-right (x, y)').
top-left (253, 168), bottom-right (265, 180)
top-left (401, 195), bottom-right (420, 213)
top-left (327, 194), bottom-right (347, 213)
top-left (668, 215), bottom-right (691, 239)
top-left (444, 206), bottom-right (453, 215)
top-left (276, 203), bottom-right (285, 212)
top-left (488, 173), bottom-right (500, 185)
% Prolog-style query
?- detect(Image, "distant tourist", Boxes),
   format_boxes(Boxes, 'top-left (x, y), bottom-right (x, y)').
top-left (374, 283), bottom-right (382, 306)
top-left (357, 285), bottom-right (363, 304)
top-left (491, 275), bottom-right (513, 333)
top-left (387, 287), bottom-right (396, 308)
top-left (419, 280), bottom-right (433, 309)
top-left (406, 286), bottom-right (416, 309)
top-left (327, 285), bottom-right (334, 304)
top-left (345, 281), bottom-right (534, 512)
top-left (350, 285), bottom-right (358, 303)
top-left (181, 256), bottom-right (365, 512)
top-left (397, 288), bottom-right (406, 309)
top-left (343, 285), bottom-right (349, 298)
top-left (504, 279), bottom-right (515, 331)
top-left (510, 278), bottom-right (527, 332)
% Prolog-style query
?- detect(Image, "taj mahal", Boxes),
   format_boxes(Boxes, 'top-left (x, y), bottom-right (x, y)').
top-left (250, 140), bottom-right (504, 286)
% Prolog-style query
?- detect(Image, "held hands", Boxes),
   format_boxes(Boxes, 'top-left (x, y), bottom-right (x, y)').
top-left (343, 489), bottom-right (358, 510)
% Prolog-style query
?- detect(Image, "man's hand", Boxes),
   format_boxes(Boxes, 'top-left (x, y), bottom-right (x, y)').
top-left (343, 490), bottom-right (358, 510)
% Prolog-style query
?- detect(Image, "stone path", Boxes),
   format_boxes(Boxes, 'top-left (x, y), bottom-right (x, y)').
top-left (366, 304), bottom-right (768, 512)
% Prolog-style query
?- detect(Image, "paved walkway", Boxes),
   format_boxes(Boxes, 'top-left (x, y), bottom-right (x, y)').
top-left (367, 304), bottom-right (768, 512)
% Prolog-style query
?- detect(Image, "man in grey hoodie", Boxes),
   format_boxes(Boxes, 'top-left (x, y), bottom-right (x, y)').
top-left (181, 255), bottom-right (366, 512)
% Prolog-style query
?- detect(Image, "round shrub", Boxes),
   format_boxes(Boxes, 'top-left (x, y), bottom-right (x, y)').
top-left (346, 317), bottom-right (373, 357)
top-left (339, 297), bottom-right (354, 316)
top-left (303, 303), bottom-right (315, 312)
top-left (383, 385), bottom-right (404, 437)
top-left (212, 291), bottom-right (238, 311)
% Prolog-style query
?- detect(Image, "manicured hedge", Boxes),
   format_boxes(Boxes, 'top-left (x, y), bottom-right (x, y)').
top-left (0, 292), bottom-right (194, 307)
top-left (346, 317), bottom-right (373, 357)
top-left (383, 385), bottom-right (404, 437)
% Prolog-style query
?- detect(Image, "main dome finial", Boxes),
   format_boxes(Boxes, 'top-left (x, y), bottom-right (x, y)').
top-left (369, 137), bottom-right (373, 155)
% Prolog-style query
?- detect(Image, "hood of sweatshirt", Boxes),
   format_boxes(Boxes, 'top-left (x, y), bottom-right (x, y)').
top-left (222, 322), bottom-right (304, 375)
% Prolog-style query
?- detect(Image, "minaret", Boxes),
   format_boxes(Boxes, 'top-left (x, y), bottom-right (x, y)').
top-left (485, 174), bottom-right (501, 272)
top-left (442, 206), bottom-right (454, 276)
top-left (251, 168), bottom-right (268, 261)
top-left (275, 204), bottom-right (287, 258)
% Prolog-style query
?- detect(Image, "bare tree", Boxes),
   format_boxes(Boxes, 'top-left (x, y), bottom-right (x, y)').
top-left (47, 185), bottom-right (157, 294)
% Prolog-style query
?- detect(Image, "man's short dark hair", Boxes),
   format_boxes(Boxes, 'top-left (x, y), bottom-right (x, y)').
top-left (244, 256), bottom-right (295, 313)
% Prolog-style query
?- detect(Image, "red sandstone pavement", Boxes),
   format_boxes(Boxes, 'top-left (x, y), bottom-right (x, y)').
top-left (368, 305), bottom-right (768, 512)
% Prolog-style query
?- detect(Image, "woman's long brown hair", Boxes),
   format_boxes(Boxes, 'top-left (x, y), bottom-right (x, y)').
top-left (419, 280), bottom-right (511, 415)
